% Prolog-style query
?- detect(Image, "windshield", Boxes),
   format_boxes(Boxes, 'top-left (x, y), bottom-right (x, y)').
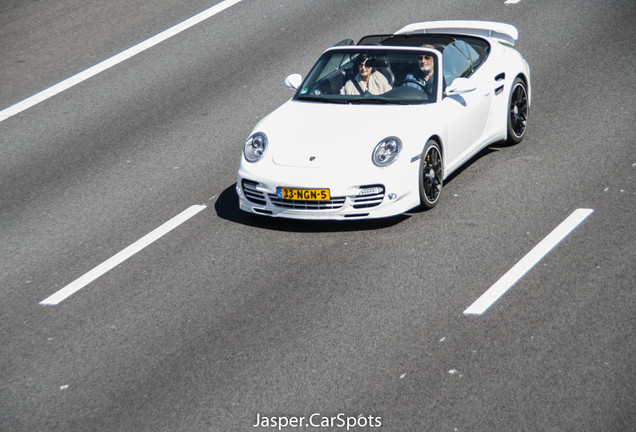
top-left (294, 49), bottom-right (439, 105)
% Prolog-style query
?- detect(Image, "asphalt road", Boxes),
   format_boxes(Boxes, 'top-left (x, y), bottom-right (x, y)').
top-left (1, 0), bottom-right (634, 431)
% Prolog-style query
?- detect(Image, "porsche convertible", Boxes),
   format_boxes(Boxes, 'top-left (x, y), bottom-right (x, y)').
top-left (236, 20), bottom-right (531, 220)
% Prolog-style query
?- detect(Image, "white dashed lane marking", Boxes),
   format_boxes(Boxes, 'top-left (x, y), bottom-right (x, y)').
top-left (464, 208), bottom-right (594, 316)
top-left (40, 205), bottom-right (207, 306)
top-left (0, 0), bottom-right (243, 122)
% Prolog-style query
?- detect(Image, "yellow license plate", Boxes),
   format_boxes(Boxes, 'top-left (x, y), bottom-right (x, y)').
top-left (277, 187), bottom-right (331, 201)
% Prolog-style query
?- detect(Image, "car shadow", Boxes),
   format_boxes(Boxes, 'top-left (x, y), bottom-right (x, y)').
top-left (216, 141), bottom-right (513, 229)
top-left (214, 184), bottom-right (409, 232)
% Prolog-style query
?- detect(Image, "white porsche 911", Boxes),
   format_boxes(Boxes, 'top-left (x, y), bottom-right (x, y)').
top-left (236, 20), bottom-right (531, 220)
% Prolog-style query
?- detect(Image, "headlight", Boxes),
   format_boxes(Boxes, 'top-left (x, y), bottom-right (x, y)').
top-left (244, 133), bottom-right (268, 163)
top-left (372, 137), bottom-right (401, 167)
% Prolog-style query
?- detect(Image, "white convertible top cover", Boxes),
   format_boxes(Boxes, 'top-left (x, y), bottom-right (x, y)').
top-left (394, 20), bottom-right (518, 46)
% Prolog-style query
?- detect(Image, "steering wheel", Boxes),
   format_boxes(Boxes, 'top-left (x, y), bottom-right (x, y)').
top-left (395, 79), bottom-right (426, 91)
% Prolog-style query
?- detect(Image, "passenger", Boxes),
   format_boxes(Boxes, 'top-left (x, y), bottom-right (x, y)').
top-left (401, 44), bottom-right (436, 98)
top-left (341, 55), bottom-right (392, 96)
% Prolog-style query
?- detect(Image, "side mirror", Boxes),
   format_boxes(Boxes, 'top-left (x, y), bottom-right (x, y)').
top-left (444, 77), bottom-right (476, 97)
top-left (284, 74), bottom-right (303, 90)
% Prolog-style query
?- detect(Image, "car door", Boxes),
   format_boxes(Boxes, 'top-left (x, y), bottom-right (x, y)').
top-left (441, 41), bottom-right (492, 170)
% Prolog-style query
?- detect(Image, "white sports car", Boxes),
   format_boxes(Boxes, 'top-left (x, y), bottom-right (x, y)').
top-left (236, 20), bottom-right (531, 220)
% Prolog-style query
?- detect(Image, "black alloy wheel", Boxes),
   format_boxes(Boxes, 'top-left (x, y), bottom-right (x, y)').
top-left (507, 77), bottom-right (529, 144)
top-left (419, 140), bottom-right (443, 210)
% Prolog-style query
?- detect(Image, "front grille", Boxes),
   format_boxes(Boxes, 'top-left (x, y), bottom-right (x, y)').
top-left (243, 180), bottom-right (385, 212)
top-left (241, 180), bottom-right (267, 205)
top-left (269, 194), bottom-right (346, 210)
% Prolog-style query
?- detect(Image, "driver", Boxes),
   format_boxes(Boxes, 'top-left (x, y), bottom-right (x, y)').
top-left (400, 45), bottom-right (436, 98)
top-left (341, 55), bottom-right (392, 96)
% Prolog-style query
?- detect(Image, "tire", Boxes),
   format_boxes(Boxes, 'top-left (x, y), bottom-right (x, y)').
top-left (506, 77), bottom-right (529, 144)
top-left (419, 139), bottom-right (443, 210)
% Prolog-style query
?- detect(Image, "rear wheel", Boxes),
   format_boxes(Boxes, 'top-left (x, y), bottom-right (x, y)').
top-left (419, 140), bottom-right (443, 210)
top-left (506, 77), bottom-right (529, 144)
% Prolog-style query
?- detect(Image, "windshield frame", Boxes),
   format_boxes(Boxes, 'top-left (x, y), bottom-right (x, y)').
top-left (292, 46), bottom-right (442, 106)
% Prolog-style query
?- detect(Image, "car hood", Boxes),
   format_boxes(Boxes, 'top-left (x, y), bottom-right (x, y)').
top-left (259, 100), bottom-right (430, 168)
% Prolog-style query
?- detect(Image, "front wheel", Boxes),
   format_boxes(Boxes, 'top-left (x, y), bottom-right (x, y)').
top-left (506, 77), bottom-right (529, 144)
top-left (419, 140), bottom-right (443, 210)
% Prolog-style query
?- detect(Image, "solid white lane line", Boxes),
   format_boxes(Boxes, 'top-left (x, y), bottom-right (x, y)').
top-left (0, 0), bottom-right (243, 123)
top-left (40, 205), bottom-right (207, 306)
top-left (464, 208), bottom-right (594, 316)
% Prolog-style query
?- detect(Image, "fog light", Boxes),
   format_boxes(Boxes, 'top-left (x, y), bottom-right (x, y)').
top-left (358, 186), bottom-right (384, 196)
top-left (388, 193), bottom-right (397, 200)
top-left (236, 184), bottom-right (243, 196)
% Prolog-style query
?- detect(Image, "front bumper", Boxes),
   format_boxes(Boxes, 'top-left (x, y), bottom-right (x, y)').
top-left (236, 164), bottom-right (420, 220)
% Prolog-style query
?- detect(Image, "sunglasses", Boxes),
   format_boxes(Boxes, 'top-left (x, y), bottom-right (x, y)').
top-left (357, 62), bottom-right (371, 68)
top-left (418, 55), bottom-right (433, 61)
